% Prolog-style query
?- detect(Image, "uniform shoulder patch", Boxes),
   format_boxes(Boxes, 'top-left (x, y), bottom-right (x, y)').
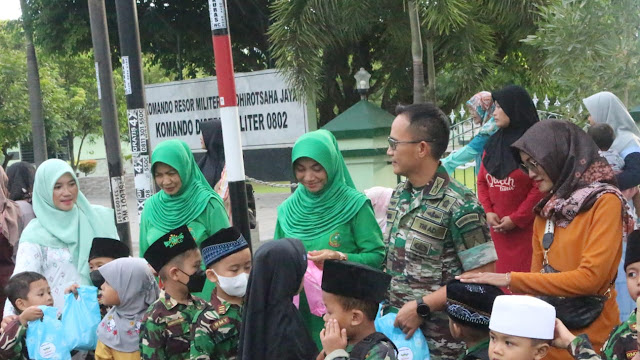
top-left (455, 213), bottom-right (480, 228)
top-left (462, 227), bottom-right (489, 249)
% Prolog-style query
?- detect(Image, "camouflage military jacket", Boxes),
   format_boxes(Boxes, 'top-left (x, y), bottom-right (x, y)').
top-left (601, 311), bottom-right (638, 360)
top-left (140, 290), bottom-right (208, 360)
top-left (325, 340), bottom-right (397, 360)
top-left (190, 296), bottom-right (242, 360)
top-left (384, 167), bottom-right (497, 360)
top-left (570, 334), bottom-right (602, 360)
top-left (0, 318), bottom-right (28, 360)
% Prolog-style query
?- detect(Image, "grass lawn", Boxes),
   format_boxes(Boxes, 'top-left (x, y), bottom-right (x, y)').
top-left (452, 167), bottom-right (478, 193)
top-left (248, 181), bottom-right (293, 194)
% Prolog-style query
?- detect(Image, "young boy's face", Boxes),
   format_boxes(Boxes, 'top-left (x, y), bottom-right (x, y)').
top-left (89, 256), bottom-right (116, 272)
top-left (489, 330), bottom-right (549, 360)
top-left (626, 262), bottom-right (640, 302)
top-left (99, 281), bottom-right (120, 306)
top-left (169, 249), bottom-right (202, 285)
top-left (17, 279), bottom-right (54, 311)
top-left (207, 248), bottom-right (252, 279)
top-left (322, 292), bottom-right (354, 337)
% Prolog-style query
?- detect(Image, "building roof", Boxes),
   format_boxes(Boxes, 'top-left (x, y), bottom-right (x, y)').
top-left (321, 100), bottom-right (394, 139)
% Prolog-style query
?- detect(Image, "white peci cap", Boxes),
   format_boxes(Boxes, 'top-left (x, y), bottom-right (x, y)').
top-left (489, 295), bottom-right (556, 340)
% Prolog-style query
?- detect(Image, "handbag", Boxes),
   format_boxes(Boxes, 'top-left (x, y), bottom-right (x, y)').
top-left (536, 219), bottom-right (613, 330)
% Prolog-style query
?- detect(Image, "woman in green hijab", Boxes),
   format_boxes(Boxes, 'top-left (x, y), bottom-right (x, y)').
top-left (4, 159), bottom-right (120, 316)
top-left (275, 129), bottom-right (385, 349)
top-left (139, 139), bottom-right (229, 298)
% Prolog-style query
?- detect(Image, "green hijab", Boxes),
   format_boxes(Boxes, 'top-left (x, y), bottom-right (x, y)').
top-left (20, 159), bottom-right (119, 284)
top-left (142, 139), bottom-right (224, 234)
top-left (277, 130), bottom-right (369, 239)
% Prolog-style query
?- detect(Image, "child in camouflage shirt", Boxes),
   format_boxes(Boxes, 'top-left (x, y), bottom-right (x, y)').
top-left (140, 225), bottom-right (208, 360)
top-left (190, 227), bottom-right (251, 360)
top-left (0, 272), bottom-right (54, 360)
top-left (318, 260), bottom-right (397, 360)
top-left (553, 230), bottom-right (640, 360)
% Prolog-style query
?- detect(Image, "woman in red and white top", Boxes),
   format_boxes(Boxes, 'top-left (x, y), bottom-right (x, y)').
top-left (477, 85), bottom-right (543, 277)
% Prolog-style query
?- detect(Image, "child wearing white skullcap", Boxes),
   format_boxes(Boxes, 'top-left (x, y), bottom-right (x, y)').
top-left (488, 295), bottom-right (556, 360)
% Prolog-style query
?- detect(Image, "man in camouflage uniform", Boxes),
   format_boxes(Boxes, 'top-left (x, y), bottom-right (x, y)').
top-left (190, 293), bottom-right (242, 360)
top-left (385, 103), bottom-right (498, 360)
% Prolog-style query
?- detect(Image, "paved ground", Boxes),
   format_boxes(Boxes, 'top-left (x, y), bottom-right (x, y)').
top-left (80, 176), bottom-right (289, 256)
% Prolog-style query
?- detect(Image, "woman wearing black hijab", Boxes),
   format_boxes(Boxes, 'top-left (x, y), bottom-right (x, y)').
top-left (476, 85), bottom-right (544, 277)
top-left (6, 162), bottom-right (36, 226)
top-left (238, 238), bottom-right (317, 360)
top-left (198, 120), bottom-right (257, 228)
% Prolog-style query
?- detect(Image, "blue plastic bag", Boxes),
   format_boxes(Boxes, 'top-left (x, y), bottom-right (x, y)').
top-left (26, 306), bottom-right (71, 360)
top-left (374, 305), bottom-right (431, 360)
top-left (61, 286), bottom-right (101, 351)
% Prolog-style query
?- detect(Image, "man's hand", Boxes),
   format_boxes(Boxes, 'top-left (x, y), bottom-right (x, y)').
top-left (19, 306), bottom-right (44, 326)
top-left (394, 300), bottom-right (424, 339)
top-left (320, 319), bottom-right (348, 355)
top-left (486, 212), bottom-right (501, 227)
top-left (551, 319), bottom-right (577, 349)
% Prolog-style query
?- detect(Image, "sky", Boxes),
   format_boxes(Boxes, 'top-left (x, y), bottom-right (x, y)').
top-left (0, 0), bottom-right (21, 21)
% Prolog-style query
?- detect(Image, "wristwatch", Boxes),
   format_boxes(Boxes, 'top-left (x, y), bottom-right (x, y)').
top-left (416, 297), bottom-right (431, 319)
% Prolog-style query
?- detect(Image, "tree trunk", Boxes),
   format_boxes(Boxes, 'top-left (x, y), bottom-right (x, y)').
top-left (19, 0), bottom-right (48, 165)
top-left (425, 37), bottom-right (436, 103)
top-left (1, 148), bottom-right (13, 169)
top-left (409, 0), bottom-right (426, 104)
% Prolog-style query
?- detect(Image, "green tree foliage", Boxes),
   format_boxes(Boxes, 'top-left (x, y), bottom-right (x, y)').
top-left (0, 21), bottom-right (30, 166)
top-left (523, 0), bottom-right (640, 109)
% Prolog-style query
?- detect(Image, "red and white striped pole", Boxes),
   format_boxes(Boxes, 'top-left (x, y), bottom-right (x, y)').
top-left (207, 0), bottom-right (252, 249)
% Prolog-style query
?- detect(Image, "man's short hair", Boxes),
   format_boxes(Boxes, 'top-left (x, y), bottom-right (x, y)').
top-left (587, 123), bottom-right (616, 151)
top-left (334, 294), bottom-right (378, 321)
top-left (395, 103), bottom-right (450, 159)
top-left (5, 271), bottom-right (46, 310)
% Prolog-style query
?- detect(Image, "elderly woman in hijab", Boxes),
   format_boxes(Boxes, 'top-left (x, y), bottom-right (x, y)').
top-left (275, 129), bottom-right (385, 349)
top-left (442, 91), bottom-right (497, 175)
top-left (6, 162), bottom-right (35, 226)
top-left (583, 91), bottom-right (640, 321)
top-left (476, 85), bottom-right (544, 276)
top-left (238, 238), bottom-right (317, 360)
top-left (459, 119), bottom-right (633, 360)
top-left (0, 166), bottom-right (22, 315)
top-left (139, 139), bottom-right (229, 298)
top-left (3, 159), bottom-right (120, 317)
top-left (197, 120), bottom-right (256, 228)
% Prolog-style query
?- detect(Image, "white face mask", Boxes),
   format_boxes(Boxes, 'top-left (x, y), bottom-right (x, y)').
top-left (214, 271), bottom-right (249, 297)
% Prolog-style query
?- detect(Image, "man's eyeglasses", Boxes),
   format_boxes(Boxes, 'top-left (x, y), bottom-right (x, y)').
top-left (387, 137), bottom-right (435, 150)
top-left (520, 159), bottom-right (541, 173)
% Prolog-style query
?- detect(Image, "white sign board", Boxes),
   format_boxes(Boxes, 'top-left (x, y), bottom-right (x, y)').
top-left (145, 69), bottom-right (309, 152)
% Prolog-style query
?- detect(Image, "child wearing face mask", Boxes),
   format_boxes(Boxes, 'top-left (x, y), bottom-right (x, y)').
top-left (140, 225), bottom-right (209, 360)
top-left (90, 258), bottom-right (159, 360)
top-left (190, 227), bottom-right (252, 360)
